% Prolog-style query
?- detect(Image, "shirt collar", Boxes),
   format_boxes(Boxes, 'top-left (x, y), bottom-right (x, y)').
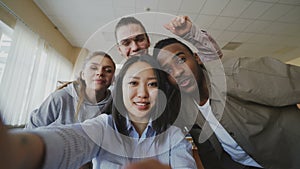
top-left (126, 115), bottom-right (153, 128)
top-left (125, 115), bottom-right (155, 138)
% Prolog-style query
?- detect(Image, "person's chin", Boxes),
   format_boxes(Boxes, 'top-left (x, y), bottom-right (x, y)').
top-left (132, 50), bottom-right (148, 57)
top-left (182, 84), bottom-right (198, 96)
top-left (95, 85), bottom-right (107, 91)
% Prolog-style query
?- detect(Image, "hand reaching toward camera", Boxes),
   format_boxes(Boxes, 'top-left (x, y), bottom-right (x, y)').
top-left (0, 117), bottom-right (14, 168)
top-left (164, 16), bottom-right (192, 37)
top-left (0, 117), bottom-right (45, 169)
top-left (123, 159), bottom-right (171, 169)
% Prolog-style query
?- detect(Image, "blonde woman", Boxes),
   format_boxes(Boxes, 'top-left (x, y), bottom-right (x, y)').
top-left (26, 51), bottom-right (115, 128)
top-left (25, 51), bottom-right (115, 169)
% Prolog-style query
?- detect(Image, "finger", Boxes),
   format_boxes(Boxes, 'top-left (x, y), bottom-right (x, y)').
top-left (179, 16), bottom-right (185, 24)
top-left (174, 16), bottom-right (185, 24)
top-left (172, 21), bottom-right (181, 28)
top-left (183, 16), bottom-right (191, 23)
top-left (173, 16), bottom-right (187, 27)
top-left (163, 23), bottom-right (175, 31)
top-left (174, 17), bottom-right (183, 26)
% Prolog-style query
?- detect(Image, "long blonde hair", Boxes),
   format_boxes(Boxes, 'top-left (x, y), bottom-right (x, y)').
top-left (56, 51), bottom-right (115, 121)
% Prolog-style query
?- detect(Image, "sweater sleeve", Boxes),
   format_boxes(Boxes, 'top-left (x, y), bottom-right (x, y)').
top-left (28, 115), bottom-right (109, 169)
top-left (181, 24), bottom-right (223, 62)
top-left (26, 93), bottom-right (60, 129)
top-left (224, 56), bottom-right (300, 106)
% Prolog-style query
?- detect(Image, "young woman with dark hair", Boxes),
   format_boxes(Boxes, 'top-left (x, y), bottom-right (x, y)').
top-left (0, 55), bottom-right (196, 169)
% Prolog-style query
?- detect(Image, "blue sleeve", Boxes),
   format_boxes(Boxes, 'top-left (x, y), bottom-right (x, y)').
top-left (28, 115), bottom-right (109, 169)
top-left (168, 127), bottom-right (197, 169)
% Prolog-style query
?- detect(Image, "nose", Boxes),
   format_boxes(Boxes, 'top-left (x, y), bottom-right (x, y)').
top-left (130, 41), bottom-right (139, 52)
top-left (172, 65), bottom-right (184, 78)
top-left (137, 84), bottom-right (149, 98)
top-left (96, 68), bottom-right (104, 76)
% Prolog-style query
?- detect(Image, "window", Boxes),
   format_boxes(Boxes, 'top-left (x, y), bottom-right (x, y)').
top-left (0, 20), bottom-right (72, 125)
top-left (0, 20), bottom-right (13, 83)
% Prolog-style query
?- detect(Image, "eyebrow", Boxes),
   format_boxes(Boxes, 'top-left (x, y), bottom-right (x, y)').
top-left (127, 76), bottom-right (157, 80)
top-left (119, 33), bottom-right (145, 42)
top-left (172, 52), bottom-right (185, 60)
top-left (161, 51), bottom-right (185, 69)
top-left (89, 63), bottom-right (113, 67)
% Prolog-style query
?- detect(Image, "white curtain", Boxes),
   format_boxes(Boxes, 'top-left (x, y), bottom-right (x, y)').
top-left (0, 20), bottom-right (72, 125)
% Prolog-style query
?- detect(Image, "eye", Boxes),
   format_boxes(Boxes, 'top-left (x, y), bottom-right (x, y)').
top-left (89, 66), bottom-right (98, 70)
top-left (135, 34), bottom-right (146, 43)
top-left (120, 39), bottom-right (131, 46)
top-left (148, 81), bottom-right (158, 87)
top-left (176, 57), bottom-right (186, 64)
top-left (104, 67), bottom-right (113, 73)
top-left (128, 81), bottom-right (138, 86)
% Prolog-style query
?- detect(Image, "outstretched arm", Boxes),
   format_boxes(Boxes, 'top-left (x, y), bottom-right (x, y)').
top-left (223, 56), bottom-right (300, 106)
top-left (165, 16), bottom-right (223, 62)
top-left (2, 114), bottom-right (102, 169)
top-left (0, 118), bottom-right (45, 169)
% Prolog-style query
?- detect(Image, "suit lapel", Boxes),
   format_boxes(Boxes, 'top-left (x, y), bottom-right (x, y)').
top-left (195, 110), bottom-right (223, 158)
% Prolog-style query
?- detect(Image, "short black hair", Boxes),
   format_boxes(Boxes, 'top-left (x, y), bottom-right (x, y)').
top-left (114, 17), bottom-right (149, 43)
top-left (153, 38), bottom-right (193, 59)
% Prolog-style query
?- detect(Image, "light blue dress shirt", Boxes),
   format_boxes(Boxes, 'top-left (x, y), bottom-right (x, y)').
top-left (31, 114), bottom-right (197, 169)
top-left (126, 116), bottom-right (156, 139)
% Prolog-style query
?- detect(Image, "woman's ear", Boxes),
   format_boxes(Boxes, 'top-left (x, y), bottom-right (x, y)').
top-left (194, 53), bottom-right (203, 65)
top-left (80, 71), bottom-right (85, 81)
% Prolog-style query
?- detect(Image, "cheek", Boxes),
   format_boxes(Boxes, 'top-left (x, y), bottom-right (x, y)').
top-left (84, 69), bottom-right (95, 77)
top-left (120, 46), bottom-right (130, 52)
top-left (142, 42), bottom-right (150, 48)
top-left (122, 86), bottom-right (134, 101)
top-left (149, 89), bottom-right (158, 101)
top-left (191, 65), bottom-right (200, 80)
top-left (106, 74), bottom-right (114, 81)
top-left (119, 46), bottom-right (130, 55)
top-left (167, 76), bottom-right (177, 86)
top-left (82, 71), bottom-right (92, 81)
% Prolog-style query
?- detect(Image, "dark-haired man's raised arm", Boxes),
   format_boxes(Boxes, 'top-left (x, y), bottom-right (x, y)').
top-left (165, 16), bottom-right (223, 62)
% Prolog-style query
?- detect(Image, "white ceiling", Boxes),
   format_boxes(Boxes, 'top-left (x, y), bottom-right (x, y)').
top-left (33, 0), bottom-right (300, 64)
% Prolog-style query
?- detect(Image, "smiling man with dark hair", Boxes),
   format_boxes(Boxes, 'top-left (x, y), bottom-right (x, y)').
top-left (152, 36), bottom-right (300, 169)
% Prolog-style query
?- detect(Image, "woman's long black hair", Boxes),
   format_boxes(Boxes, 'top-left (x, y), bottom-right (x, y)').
top-left (112, 55), bottom-right (180, 136)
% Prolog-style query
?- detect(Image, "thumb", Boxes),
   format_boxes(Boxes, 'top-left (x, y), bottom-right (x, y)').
top-left (183, 16), bottom-right (191, 22)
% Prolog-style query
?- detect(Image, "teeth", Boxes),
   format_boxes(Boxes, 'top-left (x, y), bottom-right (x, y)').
top-left (135, 102), bottom-right (147, 106)
top-left (180, 79), bottom-right (189, 86)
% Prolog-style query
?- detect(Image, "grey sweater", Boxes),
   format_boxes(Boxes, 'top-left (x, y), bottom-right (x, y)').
top-left (26, 82), bottom-right (112, 128)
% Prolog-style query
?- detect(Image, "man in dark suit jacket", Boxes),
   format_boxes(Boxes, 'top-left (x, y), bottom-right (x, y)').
top-left (153, 37), bottom-right (300, 169)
